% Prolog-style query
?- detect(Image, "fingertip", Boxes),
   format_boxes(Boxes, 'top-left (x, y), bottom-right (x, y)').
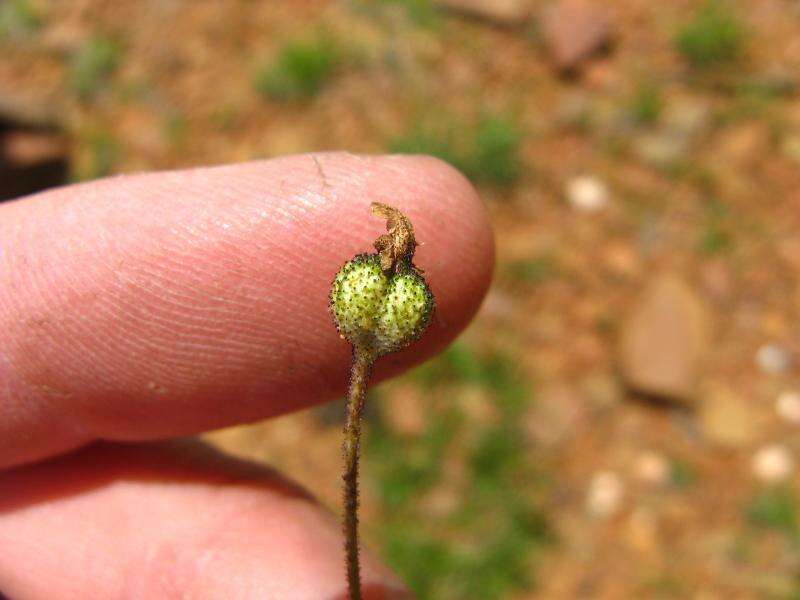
top-left (0, 153), bottom-right (494, 467)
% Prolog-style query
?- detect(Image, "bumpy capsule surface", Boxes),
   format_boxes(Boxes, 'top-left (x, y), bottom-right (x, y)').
top-left (374, 270), bottom-right (433, 355)
top-left (330, 254), bottom-right (433, 354)
top-left (330, 254), bottom-right (389, 346)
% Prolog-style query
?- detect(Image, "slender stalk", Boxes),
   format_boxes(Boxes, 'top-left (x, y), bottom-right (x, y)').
top-left (342, 344), bottom-right (375, 600)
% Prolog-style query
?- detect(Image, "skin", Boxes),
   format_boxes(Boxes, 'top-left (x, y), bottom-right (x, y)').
top-left (0, 153), bottom-right (494, 599)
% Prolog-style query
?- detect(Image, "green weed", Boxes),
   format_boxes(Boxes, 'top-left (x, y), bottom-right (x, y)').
top-left (380, 0), bottom-right (440, 27)
top-left (367, 344), bottom-right (548, 599)
top-left (505, 255), bottom-right (558, 285)
top-left (698, 198), bottom-right (734, 256)
top-left (69, 35), bottom-right (121, 99)
top-left (390, 114), bottom-right (523, 187)
top-left (471, 116), bottom-right (522, 185)
top-left (699, 225), bottom-right (732, 255)
top-left (74, 131), bottom-right (120, 180)
top-left (669, 459), bottom-right (697, 490)
top-left (389, 122), bottom-right (465, 174)
top-left (717, 80), bottom-right (791, 126)
top-left (163, 112), bottom-right (188, 150)
top-left (630, 82), bottom-right (663, 125)
top-left (675, 1), bottom-right (745, 69)
top-left (642, 572), bottom-right (688, 597)
top-left (367, 403), bottom-right (460, 510)
top-left (0, 0), bottom-right (39, 40)
top-left (254, 34), bottom-right (340, 101)
top-left (736, 76), bottom-right (797, 102)
top-left (411, 344), bottom-right (527, 413)
top-left (746, 486), bottom-right (798, 536)
top-left (212, 105), bottom-right (239, 131)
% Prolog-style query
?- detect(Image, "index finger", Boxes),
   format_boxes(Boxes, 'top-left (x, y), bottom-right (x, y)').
top-left (0, 152), bottom-right (494, 469)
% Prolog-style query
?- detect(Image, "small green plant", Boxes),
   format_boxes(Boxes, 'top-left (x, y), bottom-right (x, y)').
top-left (669, 459), bottom-right (697, 489)
top-left (69, 35), bottom-right (121, 99)
top-left (630, 82), bottom-right (663, 125)
top-left (352, 0), bottom-right (440, 28)
top-left (699, 223), bottom-right (733, 255)
top-left (380, 0), bottom-right (440, 27)
top-left (329, 203), bottom-right (434, 600)
top-left (642, 572), bottom-right (687, 597)
top-left (471, 116), bottom-right (522, 186)
top-left (698, 198), bottom-right (734, 256)
top-left (0, 0), bottom-right (39, 40)
top-left (505, 256), bottom-right (558, 285)
top-left (369, 344), bottom-right (549, 599)
top-left (390, 113), bottom-right (523, 187)
top-left (254, 34), bottom-right (340, 101)
top-left (162, 112), bottom-right (188, 150)
top-left (675, 1), bottom-right (745, 68)
top-left (75, 130), bottom-right (120, 180)
top-left (389, 122), bottom-right (464, 172)
top-left (746, 486), bottom-right (798, 535)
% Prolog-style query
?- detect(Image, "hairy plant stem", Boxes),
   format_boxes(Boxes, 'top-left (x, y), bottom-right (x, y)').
top-left (343, 344), bottom-right (375, 600)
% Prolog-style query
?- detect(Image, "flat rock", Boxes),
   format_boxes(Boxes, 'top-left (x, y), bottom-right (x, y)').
top-left (543, 0), bottom-right (614, 73)
top-left (619, 273), bottom-right (709, 403)
top-left (434, 0), bottom-right (531, 26)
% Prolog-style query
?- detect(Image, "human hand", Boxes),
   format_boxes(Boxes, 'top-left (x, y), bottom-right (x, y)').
top-left (0, 153), bottom-right (493, 599)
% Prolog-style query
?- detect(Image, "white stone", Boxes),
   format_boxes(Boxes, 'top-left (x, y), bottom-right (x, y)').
top-left (776, 391), bottom-right (800, 424)
top-left (752, 444), bottom-right (794, 484)
top-left (566, 175), bottom-right (609, 212)
top-left (635, 451), bottom-right (670, 486)
top-left (756, 344), bottom-right (791, 375)
top-left (586, 470), bottom-right (623, 517)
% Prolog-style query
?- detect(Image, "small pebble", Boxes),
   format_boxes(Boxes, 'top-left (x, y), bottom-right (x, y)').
top-left (752, 444), bottom-right (794, 484)
top-left (635, 451), bottom-right (670, 486)
top-left (756, 344), bottom-right (791, 375)
top-left (566, 175), bottom-right (609, 212)
top-left (586, 470), bottom-right (623, 517)
top-left (776, 391), bottom-right (800, 424)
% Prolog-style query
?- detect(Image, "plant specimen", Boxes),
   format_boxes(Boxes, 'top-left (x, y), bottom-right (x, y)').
top-left (253, 33), bottom-right (340, 101)
top-left (675, 0), bottom-right (744, 69)
top-left (69, 35), bottom-right (121, 99)
top-left (329, 203), bottom-right (434, 599)
top-left (389, 113), bottom-right (522, 187)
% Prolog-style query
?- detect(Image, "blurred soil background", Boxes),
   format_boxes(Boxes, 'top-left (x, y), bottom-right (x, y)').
top-left (3, 0), bottom-right (800, 597)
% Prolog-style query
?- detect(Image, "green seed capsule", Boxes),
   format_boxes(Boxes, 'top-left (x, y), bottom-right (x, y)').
top-left (330, 254), bottom-right (433, 355)
top-left (375, 270), bottom-right (433, 355)
top-left (330, 254), bottom-right (389, 347)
